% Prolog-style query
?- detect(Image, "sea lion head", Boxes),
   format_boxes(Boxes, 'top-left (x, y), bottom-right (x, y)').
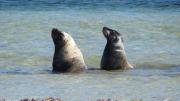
top-left (102, 27), bottom-right (124, 44)
top-left (51, 28), bottom-right (69, 48)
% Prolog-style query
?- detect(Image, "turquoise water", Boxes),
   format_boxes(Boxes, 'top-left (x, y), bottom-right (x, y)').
top-left (0, 0), bottom-right (180, 101)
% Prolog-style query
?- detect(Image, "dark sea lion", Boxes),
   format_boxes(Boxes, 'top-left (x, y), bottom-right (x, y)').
top-left (101, 27), bottom-right (133, 70)
top-left (51, 28), bottom-right (87, 73)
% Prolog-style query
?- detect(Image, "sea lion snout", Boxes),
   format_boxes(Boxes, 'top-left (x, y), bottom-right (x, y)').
top-left (51, 28), bottom-right (64, 39)
top-left (51, 28), bottom-right (65, 47)
top-left (102, 27), bottom-right (112, 38)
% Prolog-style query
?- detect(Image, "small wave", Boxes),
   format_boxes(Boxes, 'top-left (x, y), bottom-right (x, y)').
top-left (0, 69), bottom-right (52, 75)
top-left (134, 62), bottom-right (180, 69)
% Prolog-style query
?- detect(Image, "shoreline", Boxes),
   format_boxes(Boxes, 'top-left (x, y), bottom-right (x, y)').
top-left (0, 98), bottom-right (144, 101)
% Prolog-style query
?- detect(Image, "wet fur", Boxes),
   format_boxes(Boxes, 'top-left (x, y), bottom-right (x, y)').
top-left (51, 28), bottom-right (86, 73)
top-left (101, 27), bottom-right (133, 70)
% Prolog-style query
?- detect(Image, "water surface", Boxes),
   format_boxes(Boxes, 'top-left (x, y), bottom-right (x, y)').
top-left (0, 0), bottom-right (180, 101)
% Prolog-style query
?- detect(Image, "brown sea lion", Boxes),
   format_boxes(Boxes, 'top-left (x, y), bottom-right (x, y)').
top-left (51, 28), bottom-right (87, 73)
top-left (101, 27), bottom-right (133, 70)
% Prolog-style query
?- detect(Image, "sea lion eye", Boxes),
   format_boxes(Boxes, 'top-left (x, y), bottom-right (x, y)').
top-left (110, 32), bottom-right (118, 42)
top-left (114, 31), bottom-right (123, 42)
top-left (114, 35), bottom-right (119, 42)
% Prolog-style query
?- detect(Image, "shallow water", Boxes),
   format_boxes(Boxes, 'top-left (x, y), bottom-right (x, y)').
top-left (0, 0), bottom-right (180, 101)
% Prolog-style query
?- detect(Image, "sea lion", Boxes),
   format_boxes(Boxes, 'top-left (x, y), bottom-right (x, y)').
top-left (51, 28), bottom-right (87, 73)
top-left (101, 27), bottom-right (133, 70)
